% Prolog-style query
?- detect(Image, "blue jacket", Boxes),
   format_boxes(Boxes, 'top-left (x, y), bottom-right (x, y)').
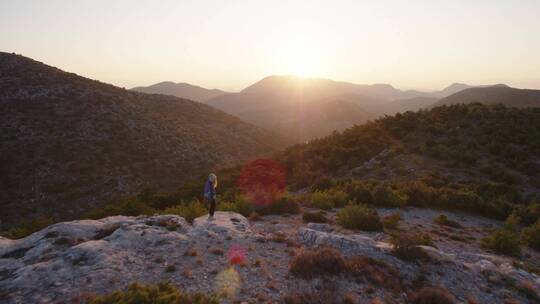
top-left (204, 180), bottom-right (216, 199)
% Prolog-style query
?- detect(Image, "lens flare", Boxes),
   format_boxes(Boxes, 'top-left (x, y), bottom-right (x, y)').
top-left (227, 245), bottom-right (246, 265)
top-left (215, 267), bottom-right (240, 298)
top-left (237, 158), bottom-right (286, 206)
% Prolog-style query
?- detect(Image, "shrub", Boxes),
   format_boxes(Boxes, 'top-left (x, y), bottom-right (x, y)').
top-left (409, 287), bottom-right (457, 304)
top-left (218, 195), bottom-right (253, 216)
top-left (282, 280), bottom-right (340, 304)
top-left (482, 228), bottom-right (522, 257)
top-left (433, 214), bottom-right (462, 228)
top-left (310, 176), bottom-right (336, 191)
top-left (163, 200), bottom-right (207, 224)
top-left (87, 198), bottom-right (156, 219)
top-left (516, 280), bottom-right (540, 301)
top-left (382, 212), bottom-right (401, 230)
top-left (289, 247), bottom-right (345, 279)
top-left (390, 233), bottom-right (430, 261)
top-left (512, 201), bottom-right (540, 226)
top-left (87, 282), bottom-right (219, 304)
top-left (258, 194), bottom-right (301, 215)
top-left (309, 190), bottom-right (348, 210)
top-left (372, 184), bottom-right (408, 207)
top-left (0, 217), bottom-right (54, 239)
top-left (337, 204), bottom-right (383, 231)
top-left (524, 220), bottom-right (540, 251)
top-left (302, 211), bottom-right (328, 223)
top-left (345, 256), bottom-right (402, 291)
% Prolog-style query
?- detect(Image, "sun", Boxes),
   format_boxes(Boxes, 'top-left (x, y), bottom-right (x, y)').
top-left (282, 46), bottom-right (319, 77)
top-left (265, 21), bottom-right (327, 78)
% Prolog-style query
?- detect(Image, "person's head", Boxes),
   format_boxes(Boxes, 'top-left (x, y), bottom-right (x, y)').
top-left (208, 173), bottom-right (218, 188)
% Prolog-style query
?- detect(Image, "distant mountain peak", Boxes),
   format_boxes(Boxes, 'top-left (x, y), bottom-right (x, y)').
top-left (131, 81), bottom-right (228, 101)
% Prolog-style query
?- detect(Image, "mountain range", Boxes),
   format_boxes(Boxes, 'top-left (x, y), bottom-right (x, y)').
top-left (131, 81), bottom-right (228, 102)
top-left (0, 52), bottom-right (290, 229)
top-left (137, 76), bottom-right (537, 141)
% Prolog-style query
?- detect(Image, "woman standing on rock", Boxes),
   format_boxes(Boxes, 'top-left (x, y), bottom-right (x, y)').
top-left (204, 173), bottom-right (218, 220)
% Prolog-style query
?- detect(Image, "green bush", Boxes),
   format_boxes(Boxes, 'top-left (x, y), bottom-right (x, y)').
top-left (482, 228), bottom-right (522, 257)
top-left (390, 232), bottom-right (431, 261)
top-left (433, 214), bottom-right (462, 228)
top-left (0, 217), bottom-right (54, 239)
top-left (512, 201), bottom-right (540, 226)
top-left (524, 220), bottom-right (540, 251)
top-left (382, 212), bottom-right (401, 230)
top-left (257, 194), bottom-right (301, 215)
top-left (87, 282), bottom-right (219, 304)
top-left (218, 195), bottom-right (253, 217)
top-left (163, 200), bottom-right (207, 224)
top-left (372, 185), bottom-right (408, 207)
top-left (336, 204), bottom-right (382, 231)
top-left (309, 190), bottom-right (348, 210)
top-left (302, 211), bottom-right (328, 223)
top-left (86, 197), bottom-right (156, 219)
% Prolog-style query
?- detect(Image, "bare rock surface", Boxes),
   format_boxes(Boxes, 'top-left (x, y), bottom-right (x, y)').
top-left (1, 209), bottom-right (540, 304)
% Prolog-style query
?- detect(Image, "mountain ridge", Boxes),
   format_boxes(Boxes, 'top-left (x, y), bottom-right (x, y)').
top-left (131, 81), bottom-right (228, 102)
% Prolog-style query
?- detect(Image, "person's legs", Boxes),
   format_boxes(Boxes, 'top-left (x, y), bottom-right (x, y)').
top-left (209, 198), bottom-right (216, 217)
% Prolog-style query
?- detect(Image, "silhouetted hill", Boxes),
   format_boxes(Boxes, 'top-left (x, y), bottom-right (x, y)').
top-left (0, 52), bottom-right (290, 229)
top-left (377, 96), bottom-right (439, 115)
top-left (434, 86), bottom-right (540, 108)
top-left (206, 89), bottom-right (373, 142)
top-left (131, 81), bottom-right (227, 101)
top-left (205, 76), bottom-right (500, 138)
top-left (438, 83), bottom-right (474, 97)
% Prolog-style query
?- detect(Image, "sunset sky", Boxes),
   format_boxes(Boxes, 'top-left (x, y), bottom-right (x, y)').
top-left (1, 0), bottom-right (539, 91)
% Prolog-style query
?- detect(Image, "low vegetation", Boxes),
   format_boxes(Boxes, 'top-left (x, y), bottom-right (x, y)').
top-left (408, 287), bottom-right (457, 304)
top-left (433, 214), bottom-right (462, 228)
top-left (382, 212), bottom-right (401, 230)
top-left (482, 228), bottom-right (522, 257)
top-left (163, 200), bottom-right (207, 224)
top-left (524, 219), bottom-right (540, 251)
top-left (302, 210), bottom-right (328, 223)
top-left (289, 247), bottom-right (346, 279)
top-left (87, 282), bottom-right (219, 304)
top-left (336, 204), bottom-right (383, 231)
top-left (309, 190), bottom-right (348, 210)
top-left (390, 232), bottom-right (432, 261)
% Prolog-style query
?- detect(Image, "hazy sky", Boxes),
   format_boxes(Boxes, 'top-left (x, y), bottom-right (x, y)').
top-left (1, 0), bottom-right (539, 91)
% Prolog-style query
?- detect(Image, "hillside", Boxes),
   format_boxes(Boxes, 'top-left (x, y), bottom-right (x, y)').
top-left (0, 52), bottom-right (290, 229)
top-left (435, 85), bottom-right (540, 108)
top-left (278, 104), bottom-right (540, 219)
top-left (131, 81), bottom-right (228, 102)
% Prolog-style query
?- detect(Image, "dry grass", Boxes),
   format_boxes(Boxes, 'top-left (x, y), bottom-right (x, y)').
top-left (345, 256), bottom-right (402, 292)
top-left (183, 247), bottom-right (198, 257)
top-left (210, 247), bottom-right (224, 255)
top-left (248, 212), bottom-right (261, 221)
top-left (183, 268), bottom-right (193, 279)
top-left (289, 247), bottom-right (346, 279)
top-left (409, 287), bottom-right (457, 304)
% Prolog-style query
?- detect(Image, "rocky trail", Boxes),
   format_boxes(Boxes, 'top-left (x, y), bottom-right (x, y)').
top-left (1, 208), bottom-right (539, 303)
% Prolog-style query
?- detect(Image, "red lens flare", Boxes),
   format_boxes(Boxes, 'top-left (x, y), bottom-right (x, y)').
top-left (227, 245), bottom-right (246, 265)
top-left (237, 158), bottom-right (286, 206)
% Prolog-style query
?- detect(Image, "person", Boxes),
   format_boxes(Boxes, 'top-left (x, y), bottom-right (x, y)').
top-left (204, 173), bottom-right (218, 220)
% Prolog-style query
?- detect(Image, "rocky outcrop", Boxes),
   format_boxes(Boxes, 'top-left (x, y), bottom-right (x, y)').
top-left (0, 212), bottom-right (251, 303)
